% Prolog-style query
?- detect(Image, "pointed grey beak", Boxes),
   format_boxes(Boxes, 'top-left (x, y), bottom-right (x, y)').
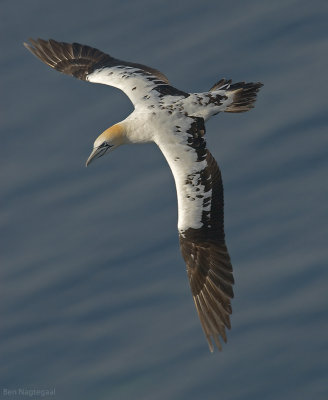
top-left (86, 148), bottom-right (99, 167)
top-left (86, 146), bottom-right (109, 167)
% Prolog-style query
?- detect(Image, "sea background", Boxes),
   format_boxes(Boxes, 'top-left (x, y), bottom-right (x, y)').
top-left (1, 1), bottom-right (327, 399)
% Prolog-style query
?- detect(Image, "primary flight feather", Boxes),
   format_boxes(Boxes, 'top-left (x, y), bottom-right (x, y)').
top-left (24, 38), bottom-right (263, 352)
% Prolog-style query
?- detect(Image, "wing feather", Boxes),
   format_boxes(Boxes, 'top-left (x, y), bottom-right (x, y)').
top-left (24, 38), bottom-right (180, 105)
top-left (156, 117), bottom-right (234, 351)
top-left (180, 237), bottom-right (234, 351)
top-left (25, 38), bottom-right (169, 82)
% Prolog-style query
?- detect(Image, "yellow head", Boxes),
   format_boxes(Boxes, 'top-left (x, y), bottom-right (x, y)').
top-left (86, 123), bottom-right (126, 166)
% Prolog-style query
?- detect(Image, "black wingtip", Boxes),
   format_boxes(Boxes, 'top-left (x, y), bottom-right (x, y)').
top-left (23, 38), bottom-right (107, 80)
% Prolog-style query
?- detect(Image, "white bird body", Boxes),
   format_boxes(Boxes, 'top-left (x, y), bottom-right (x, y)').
top-left (121, 110), bottom-right (213, 231)
top-left (25, 38), bottom-right (263, 352)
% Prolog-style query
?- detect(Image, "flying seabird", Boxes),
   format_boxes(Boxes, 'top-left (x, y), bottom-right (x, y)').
top-left (24, 38), bottom-right (263, 352)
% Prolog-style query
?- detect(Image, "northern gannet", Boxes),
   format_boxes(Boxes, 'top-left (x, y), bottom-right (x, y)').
top-left (24, 39), bottom-right (263, 352)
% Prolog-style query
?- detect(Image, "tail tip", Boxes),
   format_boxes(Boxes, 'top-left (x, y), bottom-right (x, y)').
top-left (225, 81), bottom-right (263, 113)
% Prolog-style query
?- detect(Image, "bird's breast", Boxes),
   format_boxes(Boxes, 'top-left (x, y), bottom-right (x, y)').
top-left (124, 109), bottom-right (189, 144)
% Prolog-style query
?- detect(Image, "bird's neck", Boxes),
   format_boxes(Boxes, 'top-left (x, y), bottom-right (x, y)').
top-left (123, 114), bottom-right (155, 144)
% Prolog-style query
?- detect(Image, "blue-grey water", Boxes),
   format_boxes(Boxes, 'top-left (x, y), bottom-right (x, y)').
top-left (1, 1), bottom-right (328, 399)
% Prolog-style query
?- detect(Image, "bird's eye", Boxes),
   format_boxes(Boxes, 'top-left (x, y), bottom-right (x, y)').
top-left (99, 142), bottom-right (109, 149)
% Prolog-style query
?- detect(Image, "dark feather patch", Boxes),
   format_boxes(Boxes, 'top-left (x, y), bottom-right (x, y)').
top-left (225, 82), bottom-right (263, 113)
top-left (154, 84), bottom-right (189, 98)
top-left (24, 38), bottom-right (170, 84)
top-left (178, 118), bottom-right (233, 351)
top-left (180, 236), bottom-right (233, 352)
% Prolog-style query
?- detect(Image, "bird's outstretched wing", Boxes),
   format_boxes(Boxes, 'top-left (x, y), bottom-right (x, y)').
top-left (24, 38), bottom-right (187, 106)
top-left (156, 117), bottom-right (234, 351)
top-left (179, 221), bottom-right (234, 352)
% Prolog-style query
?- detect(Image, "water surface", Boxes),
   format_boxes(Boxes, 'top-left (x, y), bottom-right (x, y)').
top-left (1, 1), bottom-right (328, 399)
